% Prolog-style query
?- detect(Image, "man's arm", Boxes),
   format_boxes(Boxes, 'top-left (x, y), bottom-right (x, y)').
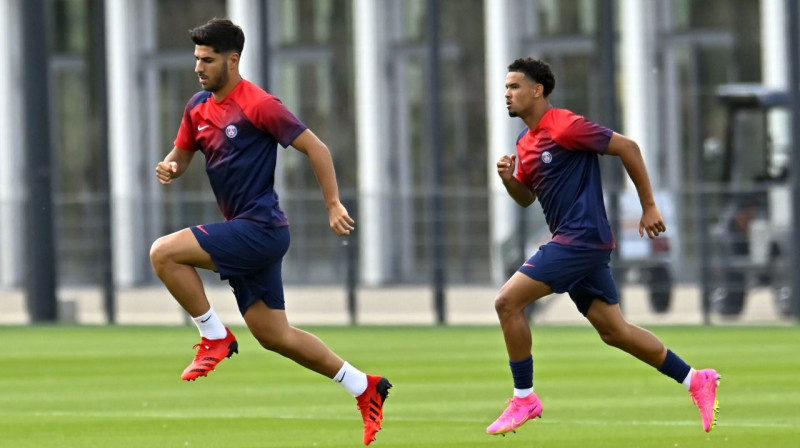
top-left (605, 132), bottom-right (666, 238)
top-left (497, 154), bottom-right (536, 207)
top-left (155, 146), bottom-right (195, 185)
top-left (290, 129), bottom-right (355, 236)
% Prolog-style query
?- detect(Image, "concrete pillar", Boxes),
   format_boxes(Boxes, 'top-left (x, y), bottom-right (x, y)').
top-left (354, 0), bottom-right (388, 285)
top-left (485, 0), bottom-right (517, 284)
top-left (762, 0), bottom-right (789, 88)
top-left (106, 0), bottom-right (147, 286)
top-left (228, 0), bottom-right (265, 86)
top-left (0, 0), bottom-right (24, 286)
top-left (761, 0), bottom-right (790, 169)
top-left (620, 0), bottom-right (659, 187)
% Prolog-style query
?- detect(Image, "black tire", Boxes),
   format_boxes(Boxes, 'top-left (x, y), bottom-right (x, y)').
top-left (646, 265), bottom-right (672, 314)
top-left (716, 269), bottom-right (746, 316)
top-left (715, 289), bottom-right (745, 315)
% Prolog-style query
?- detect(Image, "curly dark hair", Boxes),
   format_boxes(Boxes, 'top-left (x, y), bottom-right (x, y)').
top-left (190, 18), bottom-right (245, 55)
top-left (507, 58), bottom-right (556, 97)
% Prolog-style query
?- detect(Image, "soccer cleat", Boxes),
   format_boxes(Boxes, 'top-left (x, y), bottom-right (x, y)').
top-left (181, 327), bottom-right (238, 381)
top-left (486, 393), bottom-right (543, 435)
top-left (689, 368), bottom-right (720, 432)
top-left (356, 375), bottom-right (392, 445)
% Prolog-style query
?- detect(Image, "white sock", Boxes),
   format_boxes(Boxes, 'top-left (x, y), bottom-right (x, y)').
top-left (192, 307), bottom-right (227, 339)
top-left (682, 368), bottom-right (695, 390)
top-left (514, 387), bottom-right (534, 398)
top-left (333, 361), bottom-right (368, 397)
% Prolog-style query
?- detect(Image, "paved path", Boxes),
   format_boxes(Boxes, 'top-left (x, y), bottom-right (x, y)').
top-left (0, 284), bottom-right (792, 326)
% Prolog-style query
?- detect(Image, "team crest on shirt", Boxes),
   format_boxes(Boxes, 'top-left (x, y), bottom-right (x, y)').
top-left (225, 124), bottom-right (238, 138)
top-left (541, 151), bottom-right (553, 164)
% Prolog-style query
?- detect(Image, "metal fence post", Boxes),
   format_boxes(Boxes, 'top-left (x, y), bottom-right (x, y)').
top-left (89, 0), bottom-right (115, 324)
top-left (427, 0), bottom-right (446, 324)
top-left (23, 0), bottom-right (57, 322)
top-left (344, 196), bottom-right (359, 325)
top-left (786, 0), bottom-right (800, 322)
top-left (598, 0), bottom-right (624, 307)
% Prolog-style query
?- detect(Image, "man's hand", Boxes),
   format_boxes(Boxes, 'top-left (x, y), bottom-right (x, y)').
top-left (156, 161), bottom-right (178, 185)
top-left (328, 202), bottom-right (356, 236)
top-left (640, 206), bottom-right (666, 239)
top-left (496, 155), bottom-right (517, 182)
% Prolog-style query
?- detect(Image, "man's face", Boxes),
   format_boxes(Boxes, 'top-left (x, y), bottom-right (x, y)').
top-left (194, 45), bottom-right (231, 92)
top-left (504, 71), bottom-right (539, 118)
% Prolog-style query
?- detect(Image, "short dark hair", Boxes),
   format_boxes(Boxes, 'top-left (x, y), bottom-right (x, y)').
top-left (507, 58), bottom-right (556, 97)
top-left (189, 18), bottom-right (245, 55)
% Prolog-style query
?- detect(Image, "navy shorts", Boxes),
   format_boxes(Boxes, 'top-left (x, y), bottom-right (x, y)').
top-left (190, 220), bottom-right (290, 315)
top-left (518, 242), bottom-right (619, 316)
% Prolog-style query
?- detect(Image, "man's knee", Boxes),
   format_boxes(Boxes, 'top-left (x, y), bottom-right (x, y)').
top-left (494, 291), bottom-right (525, 318)
top-left (596, 323), bottom-right (632, 348)
top-left (597, 328), bottom-right (619, 347)
top-left (149, 236), bottom-right (174, 270)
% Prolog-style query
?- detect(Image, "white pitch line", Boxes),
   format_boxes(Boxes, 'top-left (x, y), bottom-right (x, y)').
top-left (3, 411), bottom-right (798, 429)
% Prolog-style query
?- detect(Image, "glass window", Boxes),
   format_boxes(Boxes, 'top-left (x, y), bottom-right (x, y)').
top-left (52, 67), bottom-right (97, 284)
top-left (668, 0), bottom-right (761, 82)
top-left (273, 0), bottom-right (345, 45)
top-left (382, 0), bottom-right (489, 283)
top-left (49, 0), bottom-right (96, 284)
top-left (402, 0), bottom-right (426, 40)
top-left (49, 0), bottom-right (87, 54)
top-left (268, 0), bottom-right (357, 284)
top-left (516, 0), bottom-right (597, 37)
top-left (144, 1), bottom-right (228, 285)
top-left (150, 0), bottom-right (227, 202)
top-left (514, 0), bottom-right (599, 119)
top-left (157, 0), bottom-right (227, 51)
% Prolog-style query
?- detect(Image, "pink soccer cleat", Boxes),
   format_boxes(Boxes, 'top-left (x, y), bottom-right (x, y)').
top-left (486, 393), bottom-right (543, 435)
top-left (689, 368), bottom-right (720, 432)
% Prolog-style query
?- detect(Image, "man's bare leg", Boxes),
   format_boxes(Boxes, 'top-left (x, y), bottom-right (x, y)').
top-left (150, 228), bottom-right (216, 317)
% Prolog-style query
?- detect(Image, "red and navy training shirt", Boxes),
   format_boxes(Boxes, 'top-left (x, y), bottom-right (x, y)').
top-left (174, 79), bottom-right (307, 227)
top-left (514, 107), bottom-right (615, 249)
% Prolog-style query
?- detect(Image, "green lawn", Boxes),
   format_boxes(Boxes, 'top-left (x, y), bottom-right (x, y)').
top-left (1, 324), bottom-right (798, 447)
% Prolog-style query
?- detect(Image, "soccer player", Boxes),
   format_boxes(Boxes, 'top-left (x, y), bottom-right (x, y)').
top-left (150, 18), bottom-right (390, 446)
top-left (486, 57), bottom-right (719, 435)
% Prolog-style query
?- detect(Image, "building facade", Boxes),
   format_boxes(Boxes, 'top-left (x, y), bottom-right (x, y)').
top-left (0, 0), bottom-right (788, 295)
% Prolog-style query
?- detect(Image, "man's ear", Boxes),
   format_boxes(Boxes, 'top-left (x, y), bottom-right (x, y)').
top-left (533, 83), bottom-right (543, 99)
top-left (228, 52), bottom-right (240, 69)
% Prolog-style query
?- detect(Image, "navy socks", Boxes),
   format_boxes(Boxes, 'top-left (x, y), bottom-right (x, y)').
top-left (657, 349), bottom-right (692, 384)
top-left (510, 356), bottom-right (534, 390)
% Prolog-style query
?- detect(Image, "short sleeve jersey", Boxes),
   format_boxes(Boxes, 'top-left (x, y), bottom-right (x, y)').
top-left (174, 80), bottom-right (307, 227)
top-left (514, 107), bottom-right (615, 249)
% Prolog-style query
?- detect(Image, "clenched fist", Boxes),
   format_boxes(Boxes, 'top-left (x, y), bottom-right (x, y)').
top-left (155, 161), bottom-right (178, 185)
top-left (496, 154), bottom-right (517, 182)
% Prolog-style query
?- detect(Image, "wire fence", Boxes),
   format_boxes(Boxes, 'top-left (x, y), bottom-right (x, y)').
top-left (0, 180), bottom-right (794, 324)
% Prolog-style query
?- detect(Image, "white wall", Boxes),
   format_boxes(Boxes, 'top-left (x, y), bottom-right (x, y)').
top-left (485, 0), bottom-right (517, 284)
top-left (0, 0), bottom-right (24, 286)
top-left (106, 0), bottom-right (148, 286)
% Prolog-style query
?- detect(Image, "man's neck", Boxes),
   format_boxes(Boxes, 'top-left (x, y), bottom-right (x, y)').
top-left (521, 101), bottom-right (552, 130)
top-left (212, 76), bottom-right (243, 102)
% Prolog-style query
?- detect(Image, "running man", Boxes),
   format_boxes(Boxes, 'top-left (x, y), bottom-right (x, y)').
top-left (486, 57), bottom-right (719, 435)
top-left (150, 18), bottom-right (390, 445)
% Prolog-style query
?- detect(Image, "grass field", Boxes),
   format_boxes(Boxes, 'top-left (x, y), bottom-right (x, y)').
top-left (1, 324), bottom-right (799, 447)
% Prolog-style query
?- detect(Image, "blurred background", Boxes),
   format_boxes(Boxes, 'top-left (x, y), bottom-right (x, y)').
top-left (1, 0), bottom-right (799, 326)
